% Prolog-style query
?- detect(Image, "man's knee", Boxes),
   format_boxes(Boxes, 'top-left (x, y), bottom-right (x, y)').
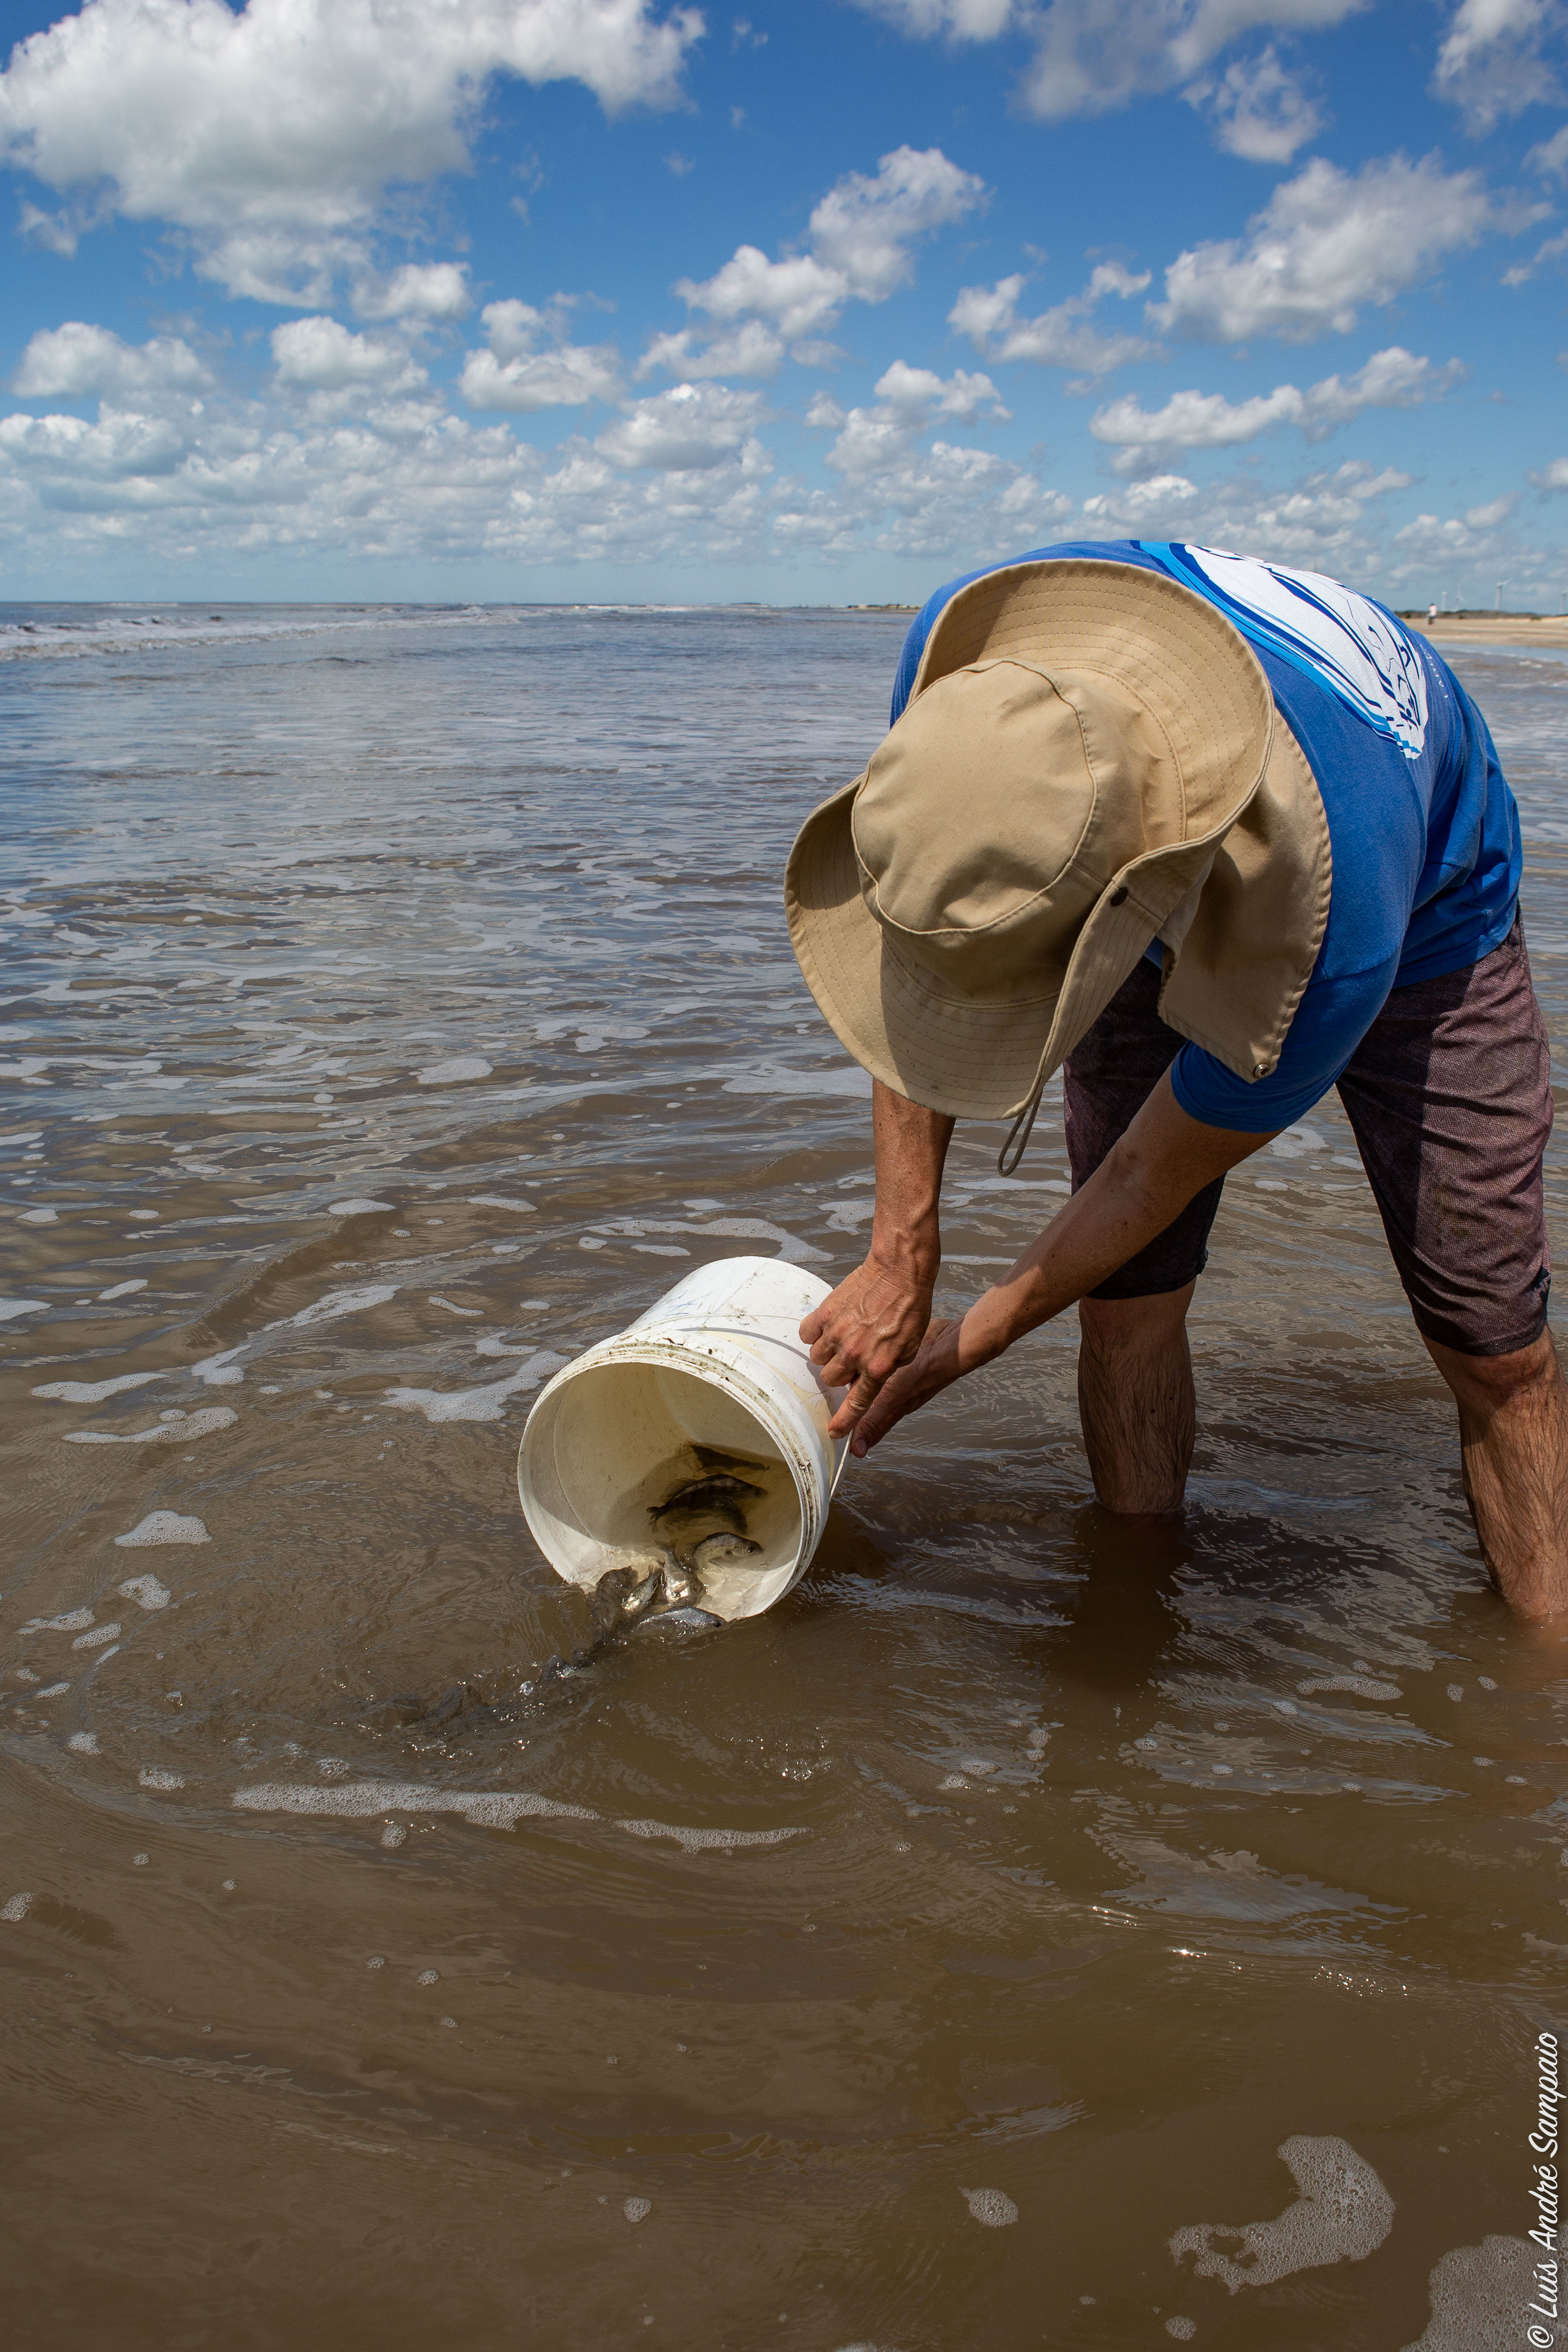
top-left (1425, 1328), bottom-right (1563, 1417)
top-left (1079, 1284), bottom-right (1196, 1360)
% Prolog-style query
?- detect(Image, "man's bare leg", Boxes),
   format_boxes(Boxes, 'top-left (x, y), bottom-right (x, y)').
top-left (1077, 1283), bottom-right (1198, 1514)
top-left (1424, 1330), bottom-right (1568, 1619)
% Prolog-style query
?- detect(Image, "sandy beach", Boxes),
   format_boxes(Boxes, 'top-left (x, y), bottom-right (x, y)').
top-left (1406, 614), bottom-right (1568, 650)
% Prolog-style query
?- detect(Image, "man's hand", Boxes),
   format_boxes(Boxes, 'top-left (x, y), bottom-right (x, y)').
top-left (846, 1316), bottom-right (964, 1456)
top-left (802, 1250), bottom-right (936, 1438)
top-left (800, 1078), bottom-right (956, 1440)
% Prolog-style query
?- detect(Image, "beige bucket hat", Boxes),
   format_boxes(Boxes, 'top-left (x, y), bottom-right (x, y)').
top-left (785, 557), bottom-right (1331, 1170)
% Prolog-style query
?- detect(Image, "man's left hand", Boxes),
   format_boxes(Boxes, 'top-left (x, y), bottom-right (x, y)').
top-left (801, 1248), bottom-right (935, 1438)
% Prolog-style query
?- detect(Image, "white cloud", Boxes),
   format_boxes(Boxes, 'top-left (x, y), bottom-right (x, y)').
top-left (671, 145), bottom-right (986, 365)
top-left (814, 361), bottom-right (1009, 475)
top-left (1090, 345), bottom-right (1463, 471)
top-left (1152, 152), bottom-right (1508, 343)
top-left (636, 321), bottom-right (787, 378)
top-left (1530, 456), bottom-right (1568, 490)
top-left (849, 0), bottom-right (1369, 134)
top-left (949, 261), bottom-right (1158, 376)
top-left (12, 320), bottom-right (210, 399)
top-left (846, 0), bottom-right (1023, 32)
top-left (595, 380), bottom-right (769, 469)
top-left (272, 316), bottom-right (424, 391)
top-left (1432, 0), bottom-right (1564, 131)
top-left (1017, 0), bottom-right (1366, 122)
top-left (1185, 45), bottom-right (1323, 160)
top-left (1081, 455), bottom-right (1415, 565)
top-left (352, 262), bottom-right (471, 321)
top-left (1503, 225), bottom-right (1568, 283)
top-left (1393, 495), bottom-right (1521, 567)
top-left (459, 298), bottom-right (622, 412)
top-left (0, 0), bottom-right (704, 301)
top-left (1530, 122), bottom-right (1568, 176)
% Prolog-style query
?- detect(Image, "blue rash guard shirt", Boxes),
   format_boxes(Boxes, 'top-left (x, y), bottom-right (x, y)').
top-left (890, 539), bottom-right (1523, 1133)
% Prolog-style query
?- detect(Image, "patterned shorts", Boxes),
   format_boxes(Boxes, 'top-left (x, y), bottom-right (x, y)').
top-left (1062, 918), bottom-right (1554, 1358)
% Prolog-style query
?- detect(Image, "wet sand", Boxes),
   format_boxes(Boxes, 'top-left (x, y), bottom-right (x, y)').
top-left (2, 605), bottom-right (1568, 2350)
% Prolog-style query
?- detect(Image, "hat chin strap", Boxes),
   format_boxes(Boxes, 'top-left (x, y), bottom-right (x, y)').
top-left (999, 1064), bottom-right (1049, 1177)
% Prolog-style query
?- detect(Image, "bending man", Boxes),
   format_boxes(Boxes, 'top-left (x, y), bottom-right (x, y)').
top-left (784, 543), bottom-right (1566, 1620)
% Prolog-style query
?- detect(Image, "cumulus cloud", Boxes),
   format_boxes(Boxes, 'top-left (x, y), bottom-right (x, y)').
top-left (459, 298), bottom-right (622, 412)
top-left (12, 320), bottom-right (210, 399)
top-left (1530, 456), bottom-right (1568, 490)
top-left (1531, 121), bottom-right (1568, 176)
top-left (1081, 454), bottom-right (1414, 562)
top-left (847, 0), bottom-right (1367, 139)
top-left (846, 0), bottom-right (1023, 31)
top-left (669, 146), bottom-right (986, 367)
top-left (1393, 495), bottom-right (1521, 569)
top-left (595, 380), bottom-right (769, 469)
top-left (1017, 0), bottom-right (1365, 122)
top-left (1432, 0), bottom-right (1564, 131)
top-left (1151, 151), bottom-right (1510, 343)
top-left (352, 262), bottom-right (472, 321)
top-left (0, 0), bottom-right (703, 301)
top-left (272, 316), bottom-right (425, 392)
top-left (1090, 344), bottom-right (1464, 471)
top-left (1185, 45), bottom-right (1323, 160)
top-left (950, 261), bottom-right (1158, 376)
top-left (637, 321), bottom-right (787, 378)
top-left (813, 360), bottom-right (1010, 474)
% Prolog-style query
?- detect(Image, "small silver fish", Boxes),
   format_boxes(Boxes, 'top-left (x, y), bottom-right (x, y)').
top-left (688, 1531), bottom-right (760, 1577)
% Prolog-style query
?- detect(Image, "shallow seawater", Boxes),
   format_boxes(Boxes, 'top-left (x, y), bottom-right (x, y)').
top-left (3, 605), bottom-right (1567, 2351)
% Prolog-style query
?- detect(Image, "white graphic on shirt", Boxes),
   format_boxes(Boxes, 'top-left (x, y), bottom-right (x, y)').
top-left (1169, 544), bottom-right (1429, 758)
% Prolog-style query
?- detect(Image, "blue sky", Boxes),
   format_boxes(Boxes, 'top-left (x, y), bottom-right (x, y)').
top-left (0, 0), bottom-right (1564, 604)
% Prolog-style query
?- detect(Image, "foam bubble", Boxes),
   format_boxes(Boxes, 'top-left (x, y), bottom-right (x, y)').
top-left (466, 1195), bottom-right (537, 1212)
top-left (624, 2198), bottom-right (651, 2225)
top-left (383, 1349), bottom-right (566, 1424)
top-left (233, 1781), bottom-right (596, 1828)
top-left (1170, 2137), bottom-right (1394, 2291)
top-left (615, 1819), bottom-right (807, 1853)
top-left (191, 1348), bottom-right (246, 1386)
top-left (20, 1607), bottom-right (94, 1633)
top-left (1165, 2322), bottom-right (1196, 2341)
top-left (327, 1198), bottom-right (396, 1218)
top-left (961, 2187), bottom-right (1018, 2228)
top-left (34, 1372), bottom-right (164, 1404)
top-left (1401, 2235), bottom-right (1542, 2349)
top-left (37, 1681), bottom-right (70, 1697)
top-left (0, 1299), bottom-right (49, 1321)
top-left (416, 1057), bottom-right (492, 1085)
top-left (73, 1622), bottom-right (122, 1650)
top-left (417, 1968), bottom-right (440, 1985)
top-left (1296, 1675), bottom-right (1402, 1700)
top-left (139, 1767), bottom-right (185, 1790)
top-left (116, 1518), bottom-right (205, 1555)
top-left (1, 1892), bottom-right (33, 1921)
top-left (19, 1207), bottom-right (58, 1224)
top-left (266, 1284), bottom-right (398, 1332)
top-left (68, 1731), bottom-right (98, 1754)
top-left (97, 1279), bottom-right (147, 1301)
top-left (63, 1406), bottom-right (237, 1446)
top-left (380, 1823), bottom-right (408, 1848)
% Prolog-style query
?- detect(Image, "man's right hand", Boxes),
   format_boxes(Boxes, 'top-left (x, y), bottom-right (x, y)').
top-left (800, 1248), bottom-right (936, 1438)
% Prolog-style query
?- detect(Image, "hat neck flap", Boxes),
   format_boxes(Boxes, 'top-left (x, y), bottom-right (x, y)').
top-left (1154, 706), bottom-right (1330, 1087)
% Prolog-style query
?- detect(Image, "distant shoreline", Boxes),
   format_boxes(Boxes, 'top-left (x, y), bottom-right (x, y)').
top-left (1399, 613), bottom-right (1568, 650)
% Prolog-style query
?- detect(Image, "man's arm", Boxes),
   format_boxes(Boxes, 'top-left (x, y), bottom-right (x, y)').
top-left (807, 1069), bottom-right (1278, 1450)
top-left (797, 1080), bottom-right (954, 1431)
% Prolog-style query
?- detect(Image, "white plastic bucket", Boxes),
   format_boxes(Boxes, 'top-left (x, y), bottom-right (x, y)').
top-left (518, 1255), bottom-right (848, 1621)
